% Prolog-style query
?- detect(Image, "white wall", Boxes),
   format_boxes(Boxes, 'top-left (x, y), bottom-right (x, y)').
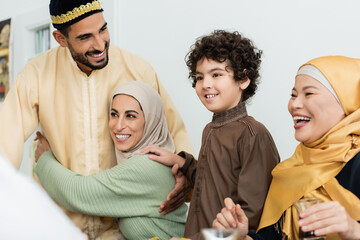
top-left (115, 0), bottom-right (360, 159)
top-left (1, 0), bottom-right (360, 173)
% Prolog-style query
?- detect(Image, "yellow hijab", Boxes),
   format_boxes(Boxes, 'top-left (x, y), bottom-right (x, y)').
top-left (258, 56), bottom-right (360, 239)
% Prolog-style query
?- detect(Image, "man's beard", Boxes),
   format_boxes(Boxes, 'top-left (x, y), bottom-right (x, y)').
top-left (68, 40), bottom-right (110, 71)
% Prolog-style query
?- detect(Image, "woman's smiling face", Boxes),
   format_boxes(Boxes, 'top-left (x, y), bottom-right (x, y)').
top-left (288, 74), bottom-right (345, 144)
top-left (108, 94), bottom-right (145, 152)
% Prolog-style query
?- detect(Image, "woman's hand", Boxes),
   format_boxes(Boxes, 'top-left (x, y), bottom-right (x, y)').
top-left (34, 131), bottom-right (51, 163)
top-left (213, 198), bottom-right (250, 240)
top-left (299, 201), bottom-right (360, 240)
top-left (140, 145), bottom-right (185, 168)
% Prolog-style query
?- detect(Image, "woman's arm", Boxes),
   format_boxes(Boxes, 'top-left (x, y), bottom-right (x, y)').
top-left (35, 151), bottom-right (176, 218)
top-left (140, 146), bottom-right (195, 214)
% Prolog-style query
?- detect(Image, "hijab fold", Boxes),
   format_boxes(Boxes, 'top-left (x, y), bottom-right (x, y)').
top-left (111, 81), bottom-right (175, 163)
top-left (258, 56), bottom-right (360, 239)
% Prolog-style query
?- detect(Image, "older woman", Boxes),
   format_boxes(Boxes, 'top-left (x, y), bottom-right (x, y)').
top-left (34, 81), bottom-right (187, 240)
top-left (212, 56), bottom-right (360, 240)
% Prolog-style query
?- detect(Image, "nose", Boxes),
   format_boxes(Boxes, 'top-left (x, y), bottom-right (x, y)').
top-left (115, 117), bottom-right (126, 131)
top-left (93, 35), bottom-right (105, 51)
top-left (202, 76), bottom-right (213, 89)
top-left (288, 96), bottom-right (303, 112)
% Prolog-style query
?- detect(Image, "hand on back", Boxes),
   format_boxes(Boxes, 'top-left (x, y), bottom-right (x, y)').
top-left (34, 131), bottom-right (52, 163)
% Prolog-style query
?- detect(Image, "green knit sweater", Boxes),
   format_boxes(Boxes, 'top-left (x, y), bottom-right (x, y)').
top-left (35, 152), bottom-right (187, 240)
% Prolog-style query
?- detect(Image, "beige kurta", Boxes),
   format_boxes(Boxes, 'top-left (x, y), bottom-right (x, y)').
top-left (0, 45), bottom-right (193, 239)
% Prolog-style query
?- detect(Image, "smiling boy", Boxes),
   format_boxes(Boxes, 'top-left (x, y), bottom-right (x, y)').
top-left (142, 30), bottom-right (280, 239)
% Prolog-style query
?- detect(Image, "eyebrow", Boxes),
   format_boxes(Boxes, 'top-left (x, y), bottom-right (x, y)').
top-left (111, 108), bottom-right (118, 113)
top-left (292, 85), bottom-right (320, 91)
top-left (101, 22), bottom-right (108, 29)
top-left (303, 85), bottom-right (320, 91)
top-left (75, 22), bottom-right (108, 40)
top-left (195, 67), bottom-right (227, 75)
top-left (76, 33), bottom-right (91, 40)
top-left (110, 109), bottom-right (139, 114)
top-left (125, 110), bottom-right (139, 114)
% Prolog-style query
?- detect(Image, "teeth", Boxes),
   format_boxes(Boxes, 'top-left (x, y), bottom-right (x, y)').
top-left (293, 116), bottom-right (311, 121)
top-left (206, 94), bottom-right (216, 98)
top-left (116, 134), bottom-right (130, 140)
top-left (91, 51), bottom-right (104, 57)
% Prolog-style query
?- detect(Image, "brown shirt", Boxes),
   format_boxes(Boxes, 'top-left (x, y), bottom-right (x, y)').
top-left (180, 102), bottom-right (279, 240)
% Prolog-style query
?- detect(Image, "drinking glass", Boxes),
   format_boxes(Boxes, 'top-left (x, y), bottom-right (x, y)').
top-left (293, 198), bottom-right (325, 240)
top-left (201, 228), bottom-right (237, 240)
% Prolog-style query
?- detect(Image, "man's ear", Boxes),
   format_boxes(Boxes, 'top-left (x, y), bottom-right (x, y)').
top-left (53, 30), bottom-right (68, 47)
top-left (239, 77), bottom-right (251, 90)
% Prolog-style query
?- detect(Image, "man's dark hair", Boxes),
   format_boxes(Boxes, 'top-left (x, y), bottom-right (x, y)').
top-left (186, 30), bottom-right (262, 102)
top-left (58, 27), bottom-right (70, 38)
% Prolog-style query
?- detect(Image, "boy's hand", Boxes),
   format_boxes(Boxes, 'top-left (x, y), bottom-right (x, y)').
top-left (159, 164), bottom-right (191, 215)
top-left (34, 131), bottom-right (52, 163)
top-left (140, 145), bottom-right (185, 168)
top-left (213, 198), bottom-right (249, 240)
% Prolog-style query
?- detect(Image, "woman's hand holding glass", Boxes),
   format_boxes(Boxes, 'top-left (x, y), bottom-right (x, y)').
top-left (299, 201), bottom-right (360, 240)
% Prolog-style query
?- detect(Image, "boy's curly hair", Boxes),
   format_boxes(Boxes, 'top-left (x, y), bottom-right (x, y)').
top-left (186, 30), bottom-right (262, 102)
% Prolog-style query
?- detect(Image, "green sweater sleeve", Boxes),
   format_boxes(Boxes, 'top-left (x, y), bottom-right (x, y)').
top-left (35, 151), bottom-right (186, 221)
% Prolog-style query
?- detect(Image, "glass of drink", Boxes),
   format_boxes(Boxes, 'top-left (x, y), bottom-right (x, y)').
top-left (201, 228), bottom-right (237, 240)
top-left (293, 198), bottom-right (325, 240)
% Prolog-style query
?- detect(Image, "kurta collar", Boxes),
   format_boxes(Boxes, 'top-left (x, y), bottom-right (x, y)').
top-left (210, 101), bottom-right (248, 127)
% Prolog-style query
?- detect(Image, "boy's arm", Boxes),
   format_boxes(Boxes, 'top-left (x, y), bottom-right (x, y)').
top-left (141, 145), bottom-right (186, 167)
top-left (237, 127), bottom-right (279, 231)
top-left (178, 151), bottom-right (197, 187)
top-left (0, 65), bottom-right (39, 168)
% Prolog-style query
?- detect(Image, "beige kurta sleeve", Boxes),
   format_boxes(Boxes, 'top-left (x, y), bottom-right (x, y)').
top-left (0, 63), bottom-right (39, 168)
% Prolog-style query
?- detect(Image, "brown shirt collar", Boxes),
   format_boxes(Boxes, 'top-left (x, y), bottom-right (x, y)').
top-left (211, 101), bottom-right (248, 128)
